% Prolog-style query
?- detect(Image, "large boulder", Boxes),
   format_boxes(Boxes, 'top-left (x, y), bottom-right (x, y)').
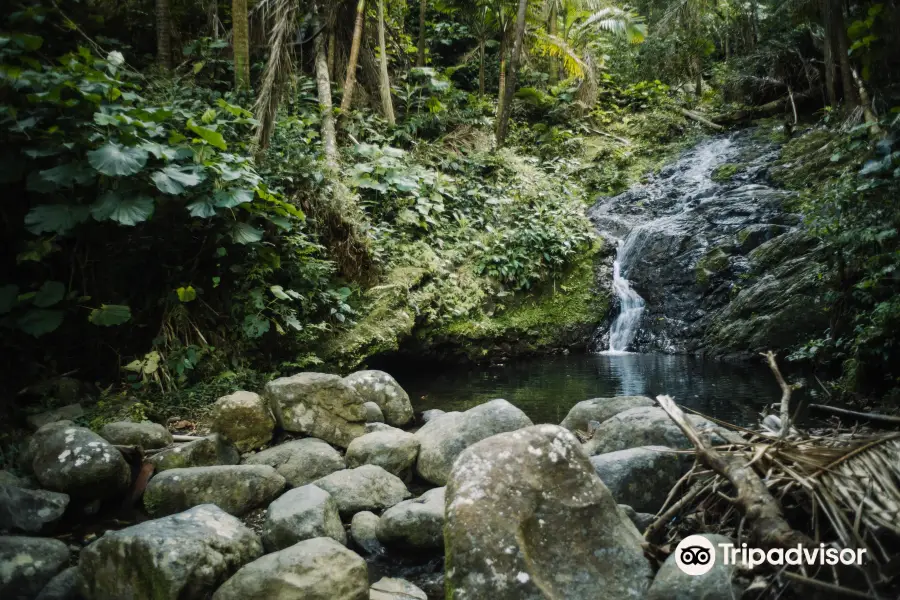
top-left (647, 534), bottom-right (746, 600)
top-left (345, 427), bottom-right (419, 478)
top-left (264, 373), bottom-right (367, 448)
top-left (149, 434), bottom-right (239, 472)
top-left (35, 566), bottom-right (80, 600)
top-left (589, 446), bottom-right (681, 513)
top-left (29, 422), bottom-right (130, 499)
top-left (446, 424), bottom-right (652, 600)
top-left (370, 577), bottom-right (427, 600)
top-left (415, 399), bottom-right (533, 485)
top-left (26, 404), bottom-right (83, 431)
top-left (79, 504), bottom-right (262, 600)
top-left (582, 406), bottom-right (718, 455)
top-left (364, 402), bottom-right (385, 423)
top-left (420, 409), bottom-right (445, 424)
top-left (0, 471), bottom-right (35, 489)
top-left (342, 371), bottom-right (413, 427)
top-left (262, 484), bottom-right (346, 552)
top-left (209, 391), bottom-right (275, 452)
top-left (0, 484), bottom-right (69, 534)
top-left (560, 397), bottom-right (656, 432)
top-left (377, 487), bottom-right (445, 551)
top-left (349, 511), bottom-right (385, 555)
top-left (143, 465), bottom-right (285, 517)
top-left (312, 465), bottom-right (410, 517)
top-left (244, 438), bottom-right (345, 488)
top-left (0, 536), bottom-right (70, 600)
top-left (212, 537), bottom-right (368, 600)
top-left (99, 421), bottom-right (172, 450)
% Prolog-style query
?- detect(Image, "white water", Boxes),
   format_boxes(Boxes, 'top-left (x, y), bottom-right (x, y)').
top-left (606, 240), bottom-right (645, 353)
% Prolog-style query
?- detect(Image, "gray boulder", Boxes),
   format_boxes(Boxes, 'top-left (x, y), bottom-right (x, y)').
top-left (370, 577), bottom-right (427, 600)
top-left (79, 504), bottom-right (262, 600)
top-left (589, 446), bottom-right (681, 513)
top-left (345, 428), bottom-right (419, 478)
top-left (212, 537), bottom-right (368, 600)
top-left (619, 504), bottom-right (656, 533)
top-left (0, 536), bottom-right (70, 600)
top-left (0, 484), bottom-right (69, 534)
top-left (350, 511), bottom-right (385, 555)
top-left (446, 424), bottom-right (652, 600)
top-left (143, 465), bottom-right (285, 517)
top-left (365, 422), bottom-right (395, 433)
top-left (210, 391), bottom-right (275, 452)
top-left (377, 487), bottom-right (445, 550)
top-left (29, 423), bottom-right (130, 499)
top-left (264, 373), bottom-right (367, 448)
top-left (420, 409), bottom-right (445, 424)
top-left (35, 566), bottom-right (80, 600)
top-left (312, 465), bottom-right (410, 517)
top-left (99, 421), bottom-right (172, 450)
top-left (647, 534), bottom-right (745, 600)
top-left (149, 434), bottom-right (240, 472)
top-left (364, 402), bottom-right (385, 423)
top-left (244, 438), bottom-right (345, 488)
top-left (26, 404), bottom-right (83, 431)
top-left (262, 485), bottom-right (346, 552)
top-left (0, 471), bottom-right (35, 489)
top-left (560, 397), bottom-right (656, 432)
top-left (342, 371), bottom-right (413, 427)
top-left (415, 399), bottom-right (533, 485)
top-left (582, 406), bottom-right (718, 455)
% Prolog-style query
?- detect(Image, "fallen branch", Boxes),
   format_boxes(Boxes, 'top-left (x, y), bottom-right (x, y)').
top-left (584, 127), bottom-right (632, 145)
top-left (676, 107), bottom-right (725, 131)
top-left (808, 404), bottom-right (900, 427)
top-left (713, 87), bottom-right (821, 125)
top-left (761, 351), bottom-right (793, 439)
top-left (644, 477), bottom-right (713, 541)
top-left (654, 394), bottom-right (813, 551)
top-left (172, 434), bottom-right (203, 442)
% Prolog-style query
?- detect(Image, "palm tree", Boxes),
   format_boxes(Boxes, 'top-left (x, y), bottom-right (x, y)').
top-left (233, 0), bottom-right (251, 89)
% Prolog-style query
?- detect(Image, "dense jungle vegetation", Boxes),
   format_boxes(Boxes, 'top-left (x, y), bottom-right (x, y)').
top-left (1, 0), bottom-right (899, 429)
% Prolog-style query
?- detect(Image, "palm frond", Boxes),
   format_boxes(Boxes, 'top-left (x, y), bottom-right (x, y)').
top-left (577, 7), bottom-right (647, 44)
top-left (253, 0), bottom-right (298, 149)
top-left (530, 30), bottom-right (588, 78)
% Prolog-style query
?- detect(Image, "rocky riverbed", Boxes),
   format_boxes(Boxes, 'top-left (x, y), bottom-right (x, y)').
top-left (1, 369), bottom-right (747, 599)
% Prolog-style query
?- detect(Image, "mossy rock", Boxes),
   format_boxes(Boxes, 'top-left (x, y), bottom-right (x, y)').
top-left (696, 247), bottom-right (731, 286)
top-left (711, 163), bottom-right (742, 182)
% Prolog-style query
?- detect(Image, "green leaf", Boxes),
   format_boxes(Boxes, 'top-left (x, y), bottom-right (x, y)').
top-left (88, 304), bottom-right (132, 326)
top-left (201, 109), bottom-right (217, 124)
top-left (214, 188), bottom-right (254, 208)
top-left (270, 285), bottom-right (291, 300)
top-left (242, 314), bottom-right (270, 338)
top-left (38, 162), bottom-right (95, 189)
top-left (229, 222), bottom-right (263, 244)
top-left (176, 286), bottom-right (197, 302)
top-left (187, 197), bottom-right (217, 218)
top-left (187, 120), bottom-right (227, 150)
top-left (91, 191), bottom-right (154, 226)
top-left (0, 284), bottom-right (19, 315)
top-left (33, 281), bottom-right (65, 308)
top-left (17, 309), bottom-right (63, 337)
top-left (25, 204), bottom-right (90, 234)
top-left (87, 142), bottom-right (148, 176)
top-left (152, 166), bottom-right (204, 195)
top-left (142, 142), bottom-right (179, 160)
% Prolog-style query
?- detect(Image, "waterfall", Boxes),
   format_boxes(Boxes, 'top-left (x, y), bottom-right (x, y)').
top-left (606, 240), bottom-right (645, 353)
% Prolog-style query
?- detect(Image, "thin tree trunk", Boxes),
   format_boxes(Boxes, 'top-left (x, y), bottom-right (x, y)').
top-left (749, 0), bottom-right (758, 48)
top-left (850, 66), bottom-right (882, 135)
top-left (377, 0), bottom-right (395, 124)
top-left (327, 31), bottom-right (336, 79)
top-left (416, 0), bottom-right (427, 67)
top-left (548, 3), bottom-right (558, 84)
top-left (497, 30), bottom-right (507, 114)
top-left (232, 0), bottom-right (250, 90)
top-left (821, 0), bottom-right (837, 106)
top-left (833, 0), bottom-right (857, 108)
top-left (340, 0), bottom-right (366, 113)
top-left (314, 21), bottom-right (339, 171)
top-left (479, 36), bottom-right (486, 95)
top-left (156, 0), bottom-right (172, 70)
top-left (496, 0), bottom-right (528, 147)
top-left (694, 55), bottom-right (703, 98)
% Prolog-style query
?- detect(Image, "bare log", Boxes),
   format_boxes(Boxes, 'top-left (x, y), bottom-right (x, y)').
top-left (809, 404), bottom-right (900, 426)
top-left (713, 87), bottom-right (821, 125)
top-left (761, 351), bottom-right (792, 439)
top-left (172, 434), bottom-right (203, 442)
top-left (677, 107), bottom-right (725, 131)
top-left (654, 395), bottom-right (813, 550)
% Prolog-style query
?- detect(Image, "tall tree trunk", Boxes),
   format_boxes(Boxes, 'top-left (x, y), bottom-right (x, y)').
top-left (478, 36), bottom-right (486, 95)
top-left (497, 30), bottom-right (507, 113)
top-left (833, 0), bottom-right (857, 108)
top-left (416, 0), bottom-right (427, 67)
top-left (314, 20), bottom-right (339, 171)
top-left (749, 0), bottom-right (758, 48)
top-left (377, 0), bottom-right (395, 124)
top-left (496, 0), bottom-right (528, 147)
top-left (340, 0), bottom-right (366, 113)
top-left (155, 0), bottom-right (172, 70)
top-left (232, 0), bottom-right (250, 90)
top-left (821, 0), bottom-right (838, 106)
top-left (327, 31), bottom-right (336, 79)
top-left (548, 3), bottom-right (558, 84)
top-left (693, 55), bottom-right (703, 98)
top-left (207, 0), bottom-right (220, 40)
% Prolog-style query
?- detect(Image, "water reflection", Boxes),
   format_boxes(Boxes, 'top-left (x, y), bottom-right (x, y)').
top-left (395, 353), bottom-right (785, 427)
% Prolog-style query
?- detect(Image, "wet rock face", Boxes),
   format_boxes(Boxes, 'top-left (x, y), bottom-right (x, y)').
top-left (78, 504), bottom-right (262, 600)
top-left (590, 131), bottom-right (818, 355)
top-left (445, 424), bottom-right (653, 600)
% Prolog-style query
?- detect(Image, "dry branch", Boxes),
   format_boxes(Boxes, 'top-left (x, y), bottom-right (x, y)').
top-left (808, 404), bottom-right (900, 426)
top-left (761, 351), bottom-right (792, 439)
top-left (676, 107), bottom-right (725, 131)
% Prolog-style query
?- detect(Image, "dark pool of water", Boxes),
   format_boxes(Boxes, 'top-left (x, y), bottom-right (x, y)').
top-left (394, 353), bottom-right (789, 427)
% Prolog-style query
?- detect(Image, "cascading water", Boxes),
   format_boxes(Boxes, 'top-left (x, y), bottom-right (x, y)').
top-left (606, 241), bottom-right (645, 353)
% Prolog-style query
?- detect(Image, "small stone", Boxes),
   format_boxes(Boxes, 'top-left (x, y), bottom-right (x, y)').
top-left (244, 438), bottom-right (345, 488)
top-left (0, 535), bottom-right (70, 600)
top-left (149, 434), bottom-right (240, 472)
top-left (364, 402), bottom-right (385, 423)
top-left (143, 465), bottom-right (285, 517)
top-left (370, 577), bottom-right (427, 600)
top-left (342, 371), bottom-right (414, 427)
top-left (350, 511), bottom-right (384, 555)
top-left (345, 428), bottom-right (419, 478)
top-left (99, 421), bottom-right (173, 450)
top-left (0, 484), bottom-right (69, 534)
top-left (210, 391), bottom-right (275, 452)
top-left (26, 404), bottom-right (84, 431)
top-left (312, 465), bottom-right (410, 517)
top-left (262, 485), bottom-right (346, 552)
top-left (377, 487), bottom-right (445, 550)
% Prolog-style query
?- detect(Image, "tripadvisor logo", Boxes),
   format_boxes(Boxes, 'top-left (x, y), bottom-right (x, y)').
top-left (674, 535), bottom-right (867, 576)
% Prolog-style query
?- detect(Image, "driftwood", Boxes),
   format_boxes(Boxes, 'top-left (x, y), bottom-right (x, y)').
top-left (809, 403), bottom-right (900, 426)
top-left (676, 107), bottom-right (725, 131)
top-left (761, 351), bottom-right (793, 439)
top-left (654, 394), bottom-right (814, 551)
top-left (172, 434), bottom-right (203, 442)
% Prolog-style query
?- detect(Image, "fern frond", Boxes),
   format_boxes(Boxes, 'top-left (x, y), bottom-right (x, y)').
top-left (530, 30), bottom-right (588, 79)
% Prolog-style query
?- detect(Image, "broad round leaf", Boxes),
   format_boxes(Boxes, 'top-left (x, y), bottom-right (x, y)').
top-left (88, 304), bottom-right (132, 326)
top-left (17, 309), bottom-right (64, 337)
top-left (25, 204), bottom-right (90, 234)
top-left (33, 280), bottom-right (66, 308)
top-left (87, 142), bottom-right (148, 176)
top-left (176, 286), bottom-right (197, 302)
top-left (91, 191), bottom-right (155, 226)
top-left (187, 197), bottom-right (217, 218)
top-left (214, 188), bottom-right (253, 208)
top-left (229, 222), bottom-right (263, 245)
top-left (152, 166), bottom-right (204, 195)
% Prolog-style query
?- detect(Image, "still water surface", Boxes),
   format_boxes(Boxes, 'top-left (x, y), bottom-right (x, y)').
top-left (394, 353), bottom-right (785, 427)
